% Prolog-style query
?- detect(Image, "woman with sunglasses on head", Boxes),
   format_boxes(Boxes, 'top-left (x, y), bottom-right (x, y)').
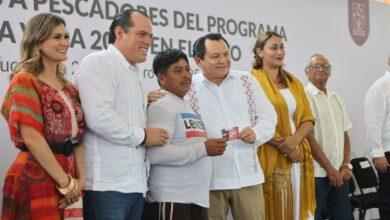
top-left (251, 31), bottom-right (316, 220)
top-left (1, 13), bottom-right (85, 219)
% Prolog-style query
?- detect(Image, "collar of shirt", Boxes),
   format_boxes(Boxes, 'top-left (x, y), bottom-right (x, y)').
top-left (385, 70), bottom-right (390, 77)
top-left (196, 71), bottom-right (235, 86)
top-left (306, 82), bottom-right (335, 97)
top-left (108, 44), bottom-right (139, 73)
top-left (161, 89), bottom-right (183, 101)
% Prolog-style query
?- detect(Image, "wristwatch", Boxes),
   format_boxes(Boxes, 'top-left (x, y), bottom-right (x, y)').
top-left (341, 162), bottom-right (353, 169)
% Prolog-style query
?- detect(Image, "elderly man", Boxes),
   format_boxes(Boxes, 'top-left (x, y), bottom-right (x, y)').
top-left (365, 53), bottom-right (390, 219)
top-left (74, 9), bottom-right (169, 220)
top-left (304, 54), bottom-right (354, 220)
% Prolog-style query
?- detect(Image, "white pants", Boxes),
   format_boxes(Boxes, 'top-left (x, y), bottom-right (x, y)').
top-left (291, 163), bottom-right (313, 220)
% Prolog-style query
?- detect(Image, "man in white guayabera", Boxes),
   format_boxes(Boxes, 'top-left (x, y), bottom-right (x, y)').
top-left (304, 54), bottom-right (354, 220)
top-left (74, 9), bottom-right (169, 220)
top-left (364, 53), bottom-right (390, 219)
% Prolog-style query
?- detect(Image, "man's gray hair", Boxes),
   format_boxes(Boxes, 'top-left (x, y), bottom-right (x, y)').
top-left (305, 53), bottom-right (330, 69)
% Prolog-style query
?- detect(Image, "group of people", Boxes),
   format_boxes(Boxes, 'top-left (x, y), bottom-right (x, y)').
top-left (0, 9), bottom-right (389, 220)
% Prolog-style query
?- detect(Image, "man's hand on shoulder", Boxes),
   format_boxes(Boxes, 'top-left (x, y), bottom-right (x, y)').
top-left (147, 90), bottom-right (165, 106)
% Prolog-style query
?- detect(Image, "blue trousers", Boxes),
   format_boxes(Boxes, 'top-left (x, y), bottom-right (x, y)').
top-left (314, 177), bottom-right (354, 220)
top-left (83, 190), bottom-right (144, 220)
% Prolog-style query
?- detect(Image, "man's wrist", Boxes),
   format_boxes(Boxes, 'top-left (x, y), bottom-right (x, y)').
top-left (324, 165), bottom-right (337, 174)
top-left (340, 162), bottom-right (353, 169)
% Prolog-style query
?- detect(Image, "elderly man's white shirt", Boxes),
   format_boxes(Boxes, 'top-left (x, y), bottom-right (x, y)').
top-left (305, 83), bottom-right (353, 177)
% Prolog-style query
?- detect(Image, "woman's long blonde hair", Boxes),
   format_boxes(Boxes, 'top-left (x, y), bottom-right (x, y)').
top-left (11, 13), bottom-right (68, 85)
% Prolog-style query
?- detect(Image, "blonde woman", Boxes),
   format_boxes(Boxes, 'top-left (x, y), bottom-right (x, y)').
top-left (1, 13), bottom-right (85, 219)
top-left (251, 31), bottom-right (315, 220)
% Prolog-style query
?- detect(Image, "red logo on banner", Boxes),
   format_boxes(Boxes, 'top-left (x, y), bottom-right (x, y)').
top-left (348, 0), bottom-right (370, 46)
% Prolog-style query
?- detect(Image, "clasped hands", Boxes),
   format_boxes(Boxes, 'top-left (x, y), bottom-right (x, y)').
top-left (58, 178), bottom-right (84, 209)
top-left (326, 165), bottom-right (352, 187)
top-left (269, 135), bottom-right (301, 163)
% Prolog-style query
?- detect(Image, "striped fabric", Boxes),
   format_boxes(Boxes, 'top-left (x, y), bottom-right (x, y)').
top-left (142, 202), bottom-right (208, 220)
top-left (1, 72), bottom-right (43, 147)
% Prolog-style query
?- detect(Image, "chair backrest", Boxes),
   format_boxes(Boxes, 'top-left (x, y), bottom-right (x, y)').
top-left (350, 157), bottom-right (378, 192)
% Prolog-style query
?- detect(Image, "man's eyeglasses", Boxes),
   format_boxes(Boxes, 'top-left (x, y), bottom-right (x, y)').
top-left (307, 64), bottom-right (332, 71)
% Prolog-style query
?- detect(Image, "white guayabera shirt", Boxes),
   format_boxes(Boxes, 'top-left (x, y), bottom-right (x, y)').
top-left (305, 83), bottom-right (353, 177)
top-left (186, 70), bottom-right (277, 190)
top-left (74, 45), bottom-right (148, 193)
top-left (365, 71), bottom-right (390, 158)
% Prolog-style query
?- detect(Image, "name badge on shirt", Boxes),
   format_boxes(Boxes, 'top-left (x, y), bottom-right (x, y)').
top-left (181, 113), bottom-right (206, 138)
top-left (221, 126), bottom-right (239, 141)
